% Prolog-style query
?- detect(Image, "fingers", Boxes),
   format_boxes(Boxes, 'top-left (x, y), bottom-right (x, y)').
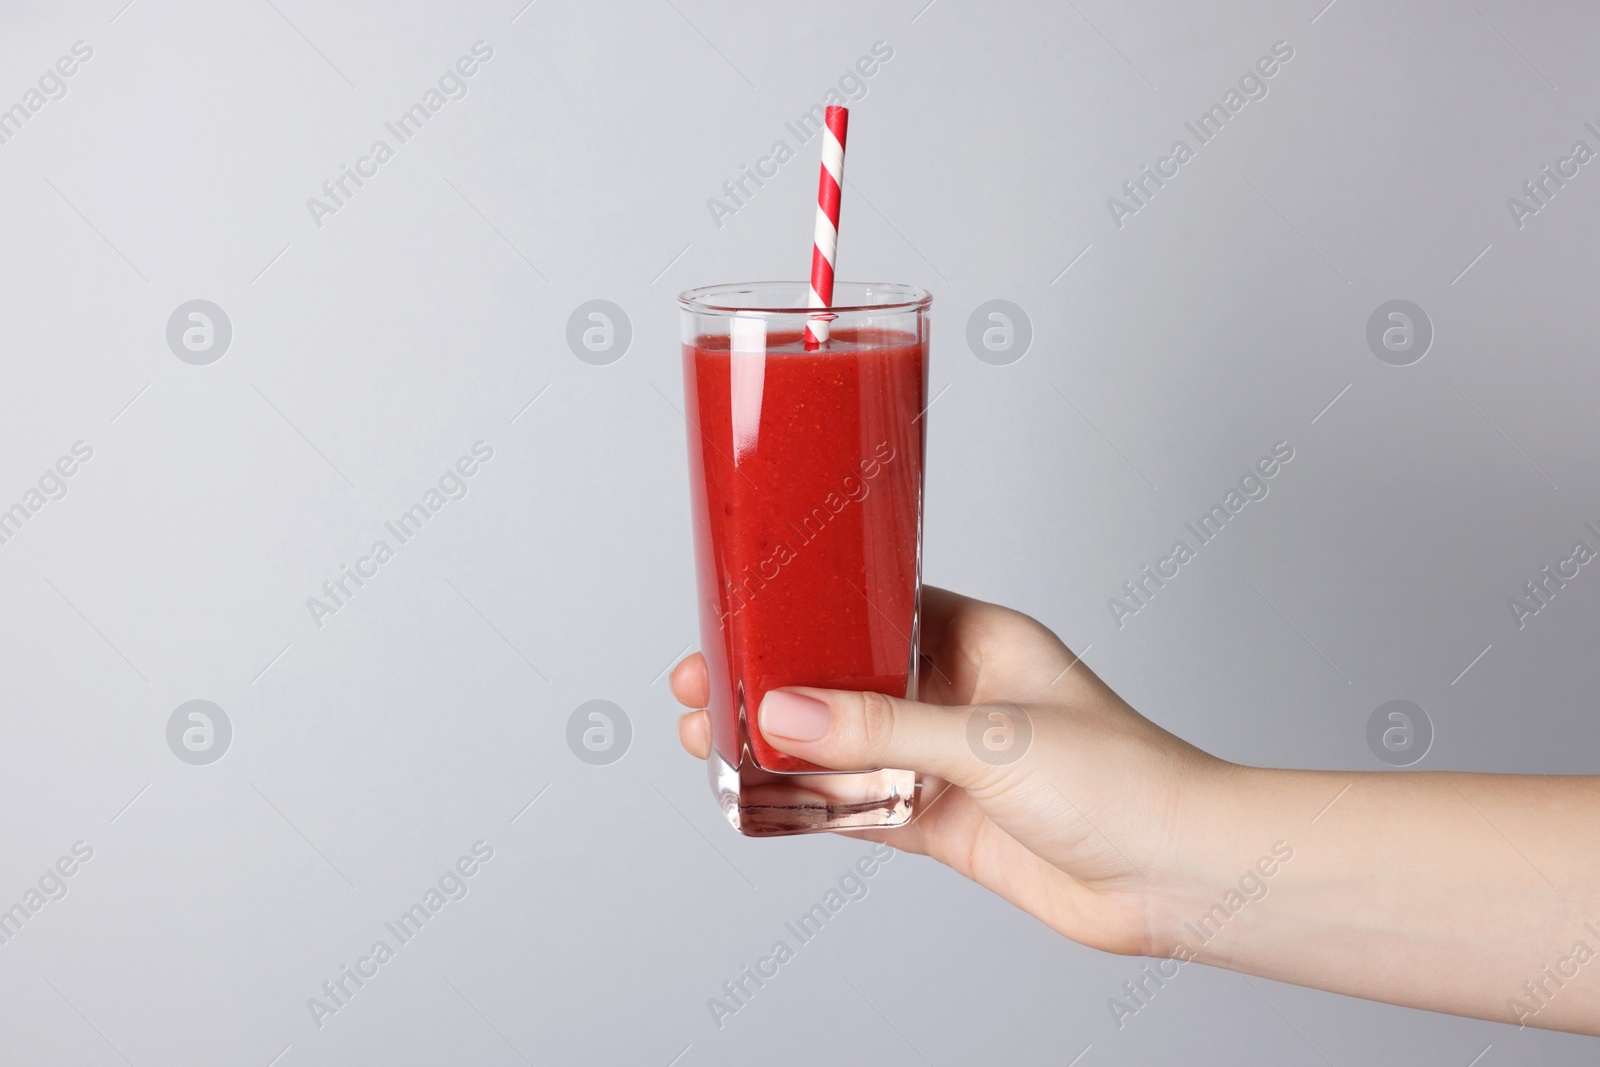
top-left (759, 687), bottom-right (1007, 791)
top-left (914, 586), bottom-right (983, 705)
top-left (671, 652), bottom-right (711, 758)
top-left (833, 785), bottom-right (979, 862)
top-left (916, 586), bottom-right (1073, 705)
top-left (918, 585), bottom-right (974, 632)
top-left (677, 709), bottom-right (711, 759)
top-left (670, 652), bottom-right (709, 709)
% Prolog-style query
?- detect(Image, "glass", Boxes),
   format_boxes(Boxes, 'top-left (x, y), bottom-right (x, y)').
top-left (678, 281), bottom-right (937, 836)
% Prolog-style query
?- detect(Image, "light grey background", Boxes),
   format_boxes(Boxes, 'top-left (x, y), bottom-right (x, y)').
top-left (0, 0), bottom-right (1596, 1063)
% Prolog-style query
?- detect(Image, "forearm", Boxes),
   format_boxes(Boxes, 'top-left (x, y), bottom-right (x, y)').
top-left (1155, 764), bottom-right (1600, 1034)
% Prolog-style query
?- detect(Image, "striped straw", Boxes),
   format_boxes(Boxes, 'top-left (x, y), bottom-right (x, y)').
top-left (804, 105), bottom-right (849, 349)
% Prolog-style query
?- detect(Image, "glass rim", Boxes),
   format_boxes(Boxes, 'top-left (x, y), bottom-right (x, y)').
top-left (677, 280), bottom-right (932, 316)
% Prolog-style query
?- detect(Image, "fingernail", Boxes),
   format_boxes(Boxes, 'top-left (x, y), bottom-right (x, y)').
top-left (760, 691), bottom-right (831, 741)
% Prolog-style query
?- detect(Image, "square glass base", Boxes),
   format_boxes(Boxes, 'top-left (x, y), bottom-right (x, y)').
top-left (708, 747), bottom-right (929, 837)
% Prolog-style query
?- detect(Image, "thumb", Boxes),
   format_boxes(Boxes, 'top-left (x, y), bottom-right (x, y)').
top-left (758, 687), bottom-right (1030, 789)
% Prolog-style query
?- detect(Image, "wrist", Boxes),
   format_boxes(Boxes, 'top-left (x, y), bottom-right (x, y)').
top-left (1142, 759), bottom-right (1283, 966)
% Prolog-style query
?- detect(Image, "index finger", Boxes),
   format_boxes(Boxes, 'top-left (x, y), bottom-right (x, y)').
top-left (670, 651), bottom-right (710, 709)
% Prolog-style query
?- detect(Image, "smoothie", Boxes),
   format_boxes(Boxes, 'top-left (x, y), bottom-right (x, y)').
top-left (683, 326), bottom-right (926, 773)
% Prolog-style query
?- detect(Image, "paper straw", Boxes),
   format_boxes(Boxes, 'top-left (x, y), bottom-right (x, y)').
top-left (804, 105), bottom-right (848, 349)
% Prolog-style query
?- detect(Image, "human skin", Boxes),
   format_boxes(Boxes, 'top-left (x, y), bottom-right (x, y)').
top-left (671, 586), bottom-right (1600, 1035)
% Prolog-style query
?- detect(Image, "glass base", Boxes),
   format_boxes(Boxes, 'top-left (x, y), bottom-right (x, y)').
top-left (709, 746), bottom-right (930, 837)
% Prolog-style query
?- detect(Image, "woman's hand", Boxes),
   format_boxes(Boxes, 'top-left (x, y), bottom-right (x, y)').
top-left (675, 587), bottom-right (1600, 1035)
top-left (671, 586), bottom-right (1229, 957)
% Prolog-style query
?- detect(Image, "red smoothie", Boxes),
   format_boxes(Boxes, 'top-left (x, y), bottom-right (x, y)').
top-left (683, 326), bottom-right (926, 773)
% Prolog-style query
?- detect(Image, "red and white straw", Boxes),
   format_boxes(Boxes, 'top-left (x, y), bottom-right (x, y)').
top-left (804, 105), bottom-right (849, 349)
